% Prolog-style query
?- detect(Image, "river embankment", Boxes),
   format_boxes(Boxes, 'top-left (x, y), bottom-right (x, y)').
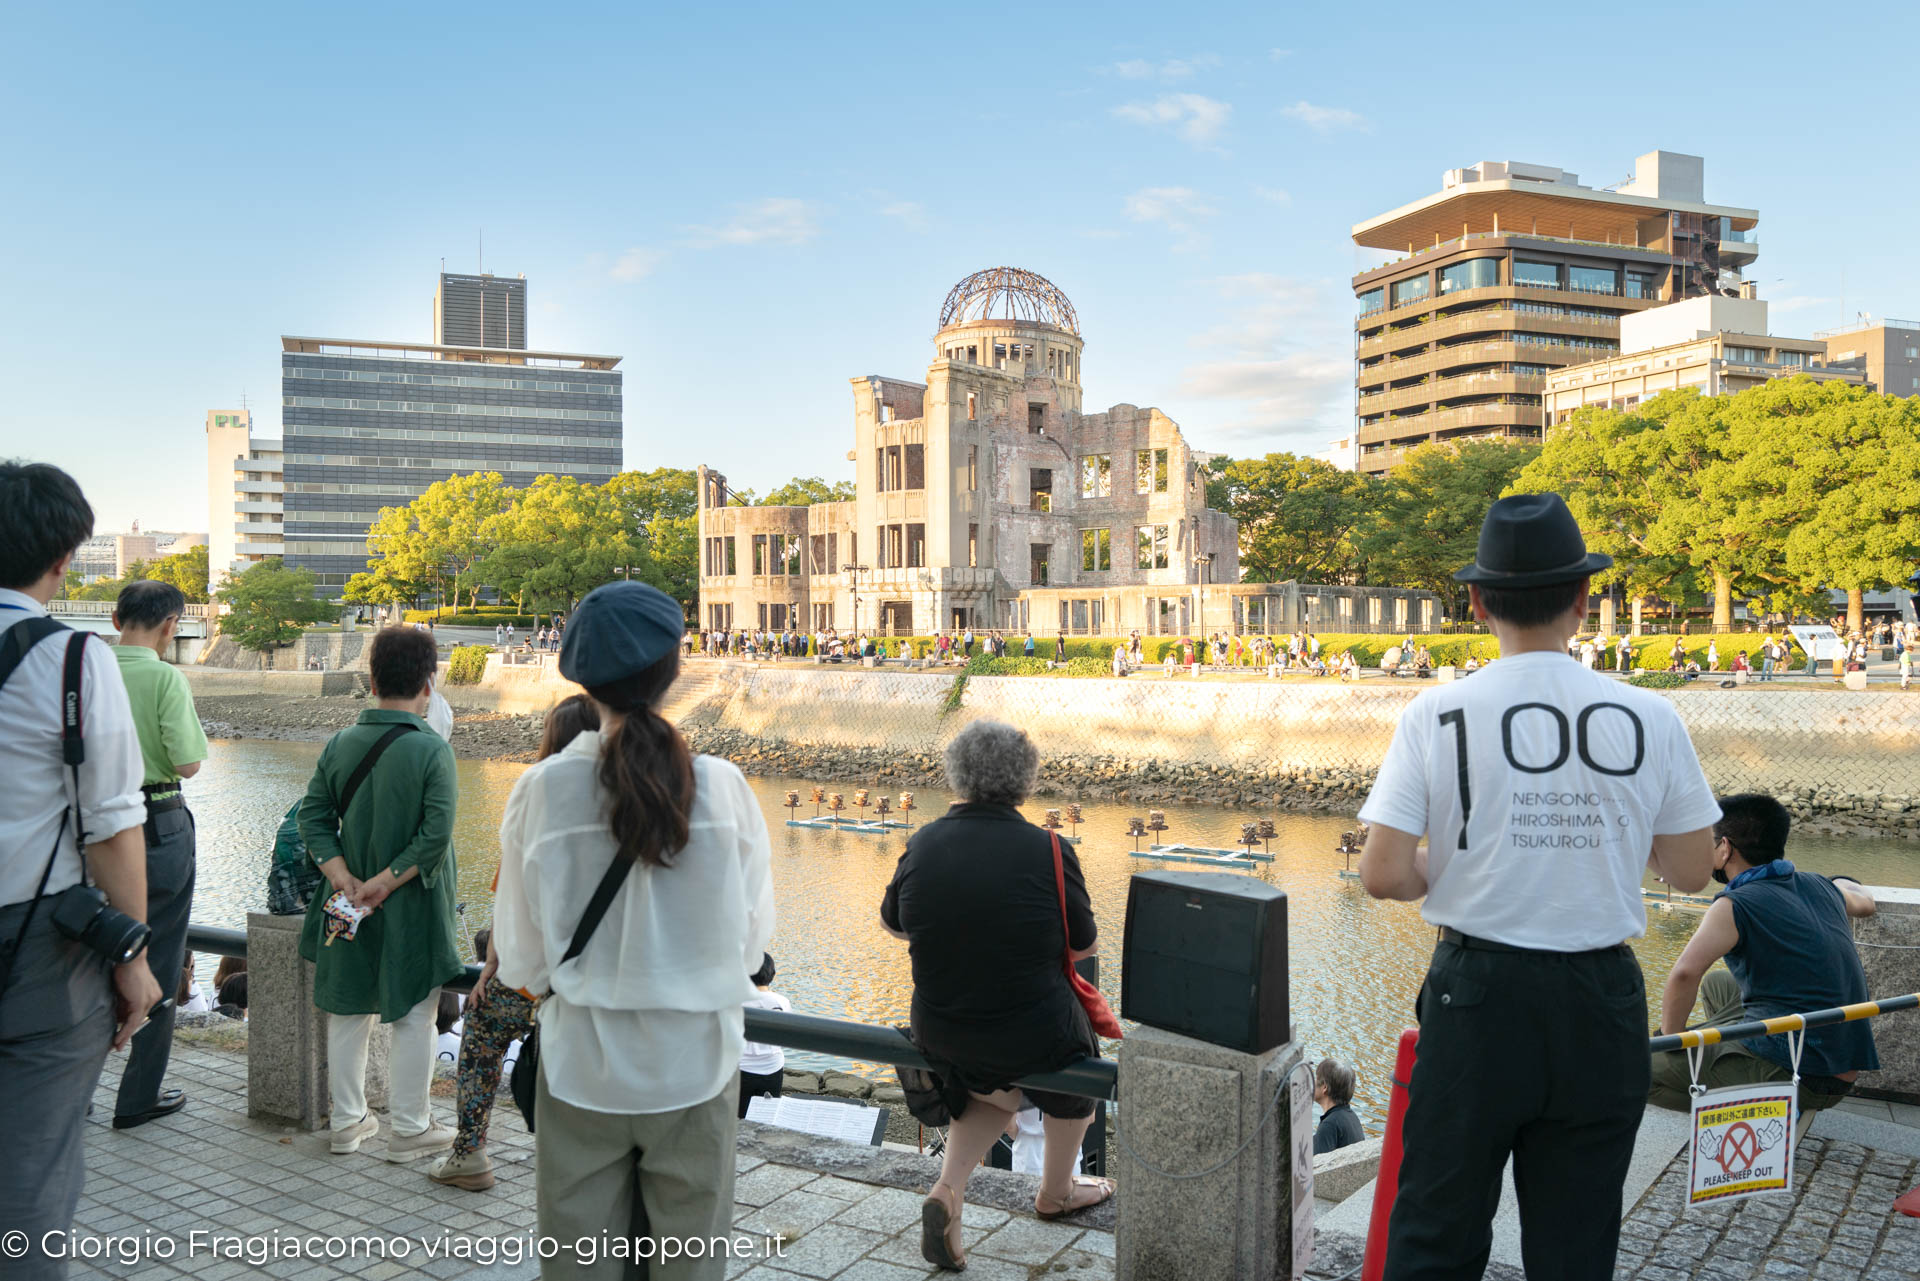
top-left (188, 660), bottom-right (1920, 835)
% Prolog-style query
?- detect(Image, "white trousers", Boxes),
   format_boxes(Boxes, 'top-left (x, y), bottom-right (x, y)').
top-left (327, 992), bottom-right (438, 1136)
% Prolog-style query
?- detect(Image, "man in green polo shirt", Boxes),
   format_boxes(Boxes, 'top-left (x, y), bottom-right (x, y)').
top-left (110, 580), bottom-right (209, 1129)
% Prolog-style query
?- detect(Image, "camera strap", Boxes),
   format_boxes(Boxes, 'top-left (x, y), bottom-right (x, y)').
top-left (0, 625), bottom-right (89, 1000)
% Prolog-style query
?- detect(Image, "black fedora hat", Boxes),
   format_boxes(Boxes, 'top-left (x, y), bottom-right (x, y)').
top-left (1454, 493), bottom-right (1612, 588)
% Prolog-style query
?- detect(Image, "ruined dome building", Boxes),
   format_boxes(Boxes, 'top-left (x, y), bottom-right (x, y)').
top-left (698, 268), bottom-right (1436, 638)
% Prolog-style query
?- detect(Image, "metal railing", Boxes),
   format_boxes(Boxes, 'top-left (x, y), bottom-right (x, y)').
top-left (1649, 992), bottom-right (1919, 1055)
top-left (48, 599), bottom-right (216, 619)
top-left (184, 924), bottom-right (1118, 1102)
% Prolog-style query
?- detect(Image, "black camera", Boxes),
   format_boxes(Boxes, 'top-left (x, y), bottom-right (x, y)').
top-left (49, 884), bottom-right (150, 966)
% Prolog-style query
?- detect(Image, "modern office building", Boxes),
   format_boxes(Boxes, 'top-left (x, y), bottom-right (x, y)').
top-left (1542, 296), bottom-right (1865, 424)
top-left (697, 268), bottom-right (1439, 638)
top-left (206, 409), bottom-right (285, 595)
top-left (433, 272), bottom-right (527, 350)
top-left (1350, 150), bottom-right (1759, 473)
top-left (1813, 318), bottom-right (1920, 397)
top-left (279, 314), bottom-right (623, 594)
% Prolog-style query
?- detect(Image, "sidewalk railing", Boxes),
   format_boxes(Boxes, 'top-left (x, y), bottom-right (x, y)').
top-left (1649, 991), bottom-right (1920, 1055)
top-left (186, 924), bottom-right (1118, 1103)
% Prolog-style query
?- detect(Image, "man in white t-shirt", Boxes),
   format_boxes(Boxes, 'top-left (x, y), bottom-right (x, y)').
top-left (738, 952), bottom-right (792, 1118)
top-left (1358, 493), bottom-right (1718, 1281)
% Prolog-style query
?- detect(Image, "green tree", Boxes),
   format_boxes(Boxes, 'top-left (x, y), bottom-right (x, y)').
top-left (214, 559), bottom-right (332, 652)
top-left (146, 544), bottom-right (211, 603)
top-left (1210, 453), bottom-right (1376, 583)
top-left (1719, 379), bottom-right (1920, 633)
top-left (605, 468), bottom-right (702, 620)
top-left (760, 476), bottom-right (855, 507)
top-left (1363, 441), bottom-right (1538, 616)
top-left (365, 472), bottom-right (515, 613)
top-left (481, 475), bottom-right (634, 612)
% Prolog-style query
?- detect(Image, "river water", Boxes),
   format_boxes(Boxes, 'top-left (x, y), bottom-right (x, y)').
top-left (187, 738), bottom-right (1916, 1131)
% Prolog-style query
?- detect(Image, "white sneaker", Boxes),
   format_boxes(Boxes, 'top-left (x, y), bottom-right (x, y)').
top-left (427, 1148), bottom-right (496, 1190)
top-left (385, 1121), bottom-right (456, 1163)
top-left (330, 1113), bottom-right (379, 1155)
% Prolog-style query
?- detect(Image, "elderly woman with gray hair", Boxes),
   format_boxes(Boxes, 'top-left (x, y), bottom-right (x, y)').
top-left (880, 719), bottom-right (1114, 1271)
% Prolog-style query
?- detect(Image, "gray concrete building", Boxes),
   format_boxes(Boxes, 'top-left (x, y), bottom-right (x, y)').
top-left (279, 303), bottom-right (622, 594)
top-left (1813, 318), bottom-right (1920, 397)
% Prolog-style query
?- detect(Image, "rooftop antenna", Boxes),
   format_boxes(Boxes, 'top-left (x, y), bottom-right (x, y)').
top-left (479, 228), bottom-right (483, 274)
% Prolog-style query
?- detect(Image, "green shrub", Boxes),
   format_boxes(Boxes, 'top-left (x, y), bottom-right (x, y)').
top-left (1628, 671), bottom-right (1689, 690)
top-left (445, 645), bottom-right (491, 685)
top-left (941, 673), bottom-right (967, 716)
top-left (402, 611), bottom-right (542, 628)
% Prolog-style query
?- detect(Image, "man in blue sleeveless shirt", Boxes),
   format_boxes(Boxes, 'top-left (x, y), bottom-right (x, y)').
top-left (1650, 793), bottom-right (1878, 1113)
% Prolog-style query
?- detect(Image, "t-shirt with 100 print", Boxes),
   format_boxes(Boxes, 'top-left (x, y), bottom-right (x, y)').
top-left (1359, 650), bottom-right (1721, 951)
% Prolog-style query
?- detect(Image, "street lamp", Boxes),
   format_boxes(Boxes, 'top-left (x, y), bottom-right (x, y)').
top-left (842, 563), bottom-right (868, 635)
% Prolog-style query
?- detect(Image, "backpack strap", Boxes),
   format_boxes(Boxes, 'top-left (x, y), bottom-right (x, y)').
top-left (0, 616), bottom-right (70, 696)
top-left (335, 722), bottom-right (420, 816)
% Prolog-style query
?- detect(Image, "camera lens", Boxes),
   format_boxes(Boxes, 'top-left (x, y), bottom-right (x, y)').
top-left (86, 906), bottom-right (151, 966)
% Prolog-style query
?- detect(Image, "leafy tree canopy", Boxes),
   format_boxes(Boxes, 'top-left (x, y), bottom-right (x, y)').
top-left (1209, 453), bottom-right (1377, 584)
top-left (759, 476), bottom-right (855, 507)
top-left (214, 559), bottom-right (332, 652)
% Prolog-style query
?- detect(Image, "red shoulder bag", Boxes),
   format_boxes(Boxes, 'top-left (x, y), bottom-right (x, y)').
top-left (1051, 831), bottom-right (1123, 1039)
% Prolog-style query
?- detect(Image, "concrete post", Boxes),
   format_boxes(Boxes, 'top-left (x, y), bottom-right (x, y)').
top-left (247, 911), bottom-right (390, 1129)
top-left (1854, 887), bottom-right (1920, 1101)
top-left (1599, 596), bottom-right (1616, 635)
top-left (1631, 597), bottom-right (1644, 637)
top-left (1116, 1026), bottom-right (1310, 1280)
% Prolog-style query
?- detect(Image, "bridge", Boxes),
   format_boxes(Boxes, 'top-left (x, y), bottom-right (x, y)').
top-left (45, 598), bottom-right (215, 661)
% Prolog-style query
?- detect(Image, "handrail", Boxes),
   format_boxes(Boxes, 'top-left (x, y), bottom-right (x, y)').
top-left (186, 924), bottom-right (1118, 1102)
top-left (1650, 991), bottom-right (1919, 1055)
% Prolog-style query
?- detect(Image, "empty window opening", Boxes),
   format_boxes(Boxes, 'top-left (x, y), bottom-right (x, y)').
top-left (905, 442), bottom-right (925, 489)
top-left (1029, 468), bottom-right (1053, 512)
top-left (1030, 543), bottom-right (1052, 586)
top-left (1029, 403), bottom-right (1046, 434)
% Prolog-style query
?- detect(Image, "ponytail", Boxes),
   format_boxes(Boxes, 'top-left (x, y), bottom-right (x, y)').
top-left (588, 652), bottom-right (695, 868)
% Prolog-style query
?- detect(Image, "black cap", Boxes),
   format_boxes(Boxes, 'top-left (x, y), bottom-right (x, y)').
top-left (558, 581), bottom-right (685, 689)
top-left (1454, 493), bottom-right (1612, 588)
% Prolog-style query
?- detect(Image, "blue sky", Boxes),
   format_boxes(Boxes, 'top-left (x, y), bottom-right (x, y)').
top-left (3, 2), bottom-right (1918, 533)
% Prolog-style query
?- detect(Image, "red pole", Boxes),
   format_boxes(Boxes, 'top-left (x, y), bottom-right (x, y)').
top-left (1361, 1028), bottom-right (1419, 1281)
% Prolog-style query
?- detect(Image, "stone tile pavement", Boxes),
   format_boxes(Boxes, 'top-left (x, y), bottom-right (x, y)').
top-left (69, 1041), bottom-right (1113, 1280)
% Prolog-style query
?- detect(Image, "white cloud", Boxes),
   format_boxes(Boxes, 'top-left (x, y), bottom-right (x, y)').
top-left (1281, 100), bottom-right (1367, 133)
top-left (1113, 93), bottom-right (1232, 146)
top-left (1110, 54), bottom-right (1218, 80)
top-left (682, 198), bottom-right (821, 248)
top-left (1269, 48), bottom-right (1294, 60)
top-left (878, 200), bottom-right (927, 231)
top-left (610, 248), bottom-right (664, 282)
top-left (1175, 276), bottom-right (1353, 446)
top-left (1123, 187), bottom-right (1218, 251)
top-left (1253, 185), bottom-right (1292, 206)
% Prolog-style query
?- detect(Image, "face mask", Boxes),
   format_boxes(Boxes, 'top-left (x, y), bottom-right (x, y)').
top-left (1711, 865), bottom-right (1729, 885)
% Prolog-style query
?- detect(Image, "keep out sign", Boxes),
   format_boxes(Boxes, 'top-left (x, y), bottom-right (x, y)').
top-left (1688, 1084), bottom-right (1797, 1209)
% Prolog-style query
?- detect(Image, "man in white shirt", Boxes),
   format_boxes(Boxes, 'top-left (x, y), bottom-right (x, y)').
top-left (0, 463), bottom-right (163, 1280)
top-left (1358, 493), bottom-right (1717, 1281)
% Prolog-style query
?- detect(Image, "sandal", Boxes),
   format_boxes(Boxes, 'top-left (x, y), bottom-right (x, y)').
top-left (921, 1184), bottom-right (967, 1272)
top-left (1035, 1174), bottom-right (1116, 1221)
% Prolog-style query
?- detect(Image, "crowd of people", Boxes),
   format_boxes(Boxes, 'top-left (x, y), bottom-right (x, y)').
top-left (0, 462), bottom-right (1902, 1281)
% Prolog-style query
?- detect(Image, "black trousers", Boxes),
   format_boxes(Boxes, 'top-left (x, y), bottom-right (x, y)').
top-left (738, 1068), bottom-right (783, 1118)
top-left (115, 805), bottom-right (196, 1117)
top-left (1384, 938), bottom-right (1650, 1281)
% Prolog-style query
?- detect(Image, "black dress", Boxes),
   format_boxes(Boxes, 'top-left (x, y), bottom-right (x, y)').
top-left (881, 801), bottom-right (1099, 1119)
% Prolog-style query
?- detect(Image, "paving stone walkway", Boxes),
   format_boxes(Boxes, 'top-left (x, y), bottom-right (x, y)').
top-left (62, 1038), bottom-right (1920, 1279)
top-left (71, 1042), bottom-right (1112, 1280)
top-left (1616, 1135), bottom-right (1920, 1281)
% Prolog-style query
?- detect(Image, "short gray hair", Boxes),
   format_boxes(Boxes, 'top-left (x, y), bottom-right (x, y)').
top-left (943, 719), bottom-right (1039, 806)
top-left (1316, 1057), bottom-right (1355, 1106)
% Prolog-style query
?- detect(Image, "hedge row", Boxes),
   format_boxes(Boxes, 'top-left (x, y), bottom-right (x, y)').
top-left (400, 612), bottom-right (546, 629)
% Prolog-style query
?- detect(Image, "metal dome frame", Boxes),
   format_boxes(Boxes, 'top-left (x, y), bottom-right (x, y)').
top-left (938, 267), bottom-right (1079, 335)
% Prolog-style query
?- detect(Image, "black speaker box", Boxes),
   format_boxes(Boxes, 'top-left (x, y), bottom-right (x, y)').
top-left (1121, 871), bottom-right (1290, 1054)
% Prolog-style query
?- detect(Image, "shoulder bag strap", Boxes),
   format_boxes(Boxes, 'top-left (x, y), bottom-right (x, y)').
top-left (335, 723), bottom-right (419, 816)
top-left (0, 616), bottom-right (69, 694)
top-left (0, 627), bottom-right (88, 1000)
top-left (562, 854), bottom-right (635, 965)
top-left (1050, 830), bottom-right (1074, 976)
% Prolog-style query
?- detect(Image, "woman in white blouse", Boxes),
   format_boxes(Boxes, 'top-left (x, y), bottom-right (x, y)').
top-left (494, 582), bottom-right (775, 1281)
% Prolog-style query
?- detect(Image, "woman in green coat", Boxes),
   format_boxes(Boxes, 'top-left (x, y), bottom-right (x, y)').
top-left (298, 626), bottom-right (465, 1160)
